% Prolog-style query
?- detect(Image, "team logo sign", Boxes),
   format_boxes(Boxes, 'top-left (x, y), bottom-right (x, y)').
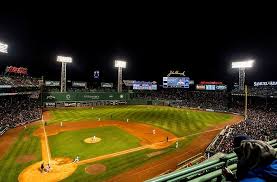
top-left (66, 94), bottom-right (71, 100)
top-left (120, 94), bottom-right (124, 99)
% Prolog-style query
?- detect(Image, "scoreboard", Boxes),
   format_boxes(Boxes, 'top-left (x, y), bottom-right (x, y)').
top-left (163, 77), bottom-right (190, 88)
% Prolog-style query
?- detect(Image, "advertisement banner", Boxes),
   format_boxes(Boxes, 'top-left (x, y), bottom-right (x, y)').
top-left (5, 66), bottom-right (28, 75)
top-left (123, 80), bottom-right (135, 87)
top-left (72, 81), bottom-right (87, 87)
top-left (45, 81), bottom-right (60, 87)
top-left (205, 85), bottom-right (216, 90)
top-left (101, 82), bottom-right (113, 88)
top-left (0, 85), bottom-right (12, 88)
top-left (254, 81), bottom-right (277, 87)
top-left (45, 102), bottom-right (56, 108)
top-left (196, 84), bottom-right (205, 90)
top-left (133, 81), bottom-right (157, 90)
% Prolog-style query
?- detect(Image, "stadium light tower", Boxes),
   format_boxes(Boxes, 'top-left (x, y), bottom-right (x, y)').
top-left (0, 41), bottom-right (8, 54)
top-left (232, 59), bottom-right (254, 91)
top-left (114, 60), bottom-right (127, 93)
top-left (57, 56), bottom-right (72, 92)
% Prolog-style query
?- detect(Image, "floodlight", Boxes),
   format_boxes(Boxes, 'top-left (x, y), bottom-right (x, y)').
top-left (57, 56), bottom-right (72, 92)
top-left (114, 60), bottom-right (127, 93)
top-left (231, 60), bottom-right (254, 68)
top-left (57, 56), bottom-right (72, 63)
top-left (115, 60), bottom-right (127, 68)
top-left (0, 41), bottom-right (8, 53)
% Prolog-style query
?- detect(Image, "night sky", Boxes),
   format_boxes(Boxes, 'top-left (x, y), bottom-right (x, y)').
top-left (0, 7), bottom-right (277, 86)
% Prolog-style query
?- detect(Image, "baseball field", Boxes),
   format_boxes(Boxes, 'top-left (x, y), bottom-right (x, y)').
top-left (0, 105), bottom-right (242, 182)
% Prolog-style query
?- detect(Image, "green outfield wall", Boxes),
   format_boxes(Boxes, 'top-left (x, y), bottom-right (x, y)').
top-left (43, 92), bottom-right (130, 102)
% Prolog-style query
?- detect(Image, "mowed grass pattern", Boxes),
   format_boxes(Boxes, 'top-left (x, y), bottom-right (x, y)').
top-left (49, 105), bottom-right (232, 137)
top-left (0, 105), bottom-right (233, 182)
top-left (48, 126), bottom-right (141, 160)
top-left (0, 126), bottom-right (41, 182)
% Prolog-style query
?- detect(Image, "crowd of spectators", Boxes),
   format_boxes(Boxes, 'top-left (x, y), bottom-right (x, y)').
top-left (232, 85), bottom-right (277, 96)
top-left (135, 90), bottom-right (228, 111)
top-left (208, 98), bottom-right (277, 154)
top-left (0, 95), bottom-right (41, 135)
top-left (0, 76), bottom-right (40, 88)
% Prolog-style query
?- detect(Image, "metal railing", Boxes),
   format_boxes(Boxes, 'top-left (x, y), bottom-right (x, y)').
top-left (145, 140), bottom-right (277, 182)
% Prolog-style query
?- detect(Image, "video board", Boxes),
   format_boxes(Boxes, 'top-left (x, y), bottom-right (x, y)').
top-left (133, 81), bottom-right (157, 90)
top-left (196, 84), bottom-right (227, 91)
top-left (163, 77), bottom-right (190, 88)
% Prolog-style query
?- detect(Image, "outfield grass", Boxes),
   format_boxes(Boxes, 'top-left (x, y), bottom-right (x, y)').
top-left (48, 126), bottom-right (141, 160)
top-left (49, 105), bottom-right (232, 137)
top-left (0, 125), bottom-right (41, 182)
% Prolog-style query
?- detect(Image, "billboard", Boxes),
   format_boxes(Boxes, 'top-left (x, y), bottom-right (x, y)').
top-left (216, 85), bottom-right (227, 90)
top-left (133, 81), bottom-right (157, 90)
top-left (205, 85), bottom-right (216, 90)
top-left (5, 66), bottom-right (28, 75)
top-left (254, 81), bottom-right (277, 87)
top-left (196, 84), bottom-right (227, 91)
top-left (45, 81), bottom-right (60, 87)
top-left (196, 84), bottom-right (205, 90)
top-left (72, 81), bottom-right (87, 87)
top-left (123, 80), bottom-right (135, 87)
top-left (163, 77), bottom-right (190, 88)
top-left (101, 82), bottom-right (113, 88)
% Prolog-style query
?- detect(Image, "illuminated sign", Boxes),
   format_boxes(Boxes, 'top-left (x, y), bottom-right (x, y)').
top-left (133, 81), bottom-right (157, 90)
top-left (5, 66), bottom-right (28, 75)
top-left (167, 70), bottom-right (186, 77)
top-left (101, 82), bottom-right (113, 88)
top-left (196, 84), bottom-right (205, 90)
top-left (163, 77), bottom-right (190, 88)
top-left (45, 81), bottom-right (60, 87)
top-left (94, 71), bottom-right (100, 79)
top-left (123, 80), bottom-right (135, 86)
top-left (254, 81), bottom-right (277, 86)
top-left (72, 81), bottom-right (87, 87)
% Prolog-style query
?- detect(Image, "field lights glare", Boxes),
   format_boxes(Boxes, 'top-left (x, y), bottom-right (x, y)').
top-left (0, 41), bottom-right (8, 53)
top-left (231, 60), bottom-right (254, 68)
top-left (114, 60), bottom-right (127, 68)
top-left (57, 56), bottom-right (72, 63)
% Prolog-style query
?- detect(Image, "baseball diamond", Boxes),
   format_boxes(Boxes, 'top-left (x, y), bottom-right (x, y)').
top-left (0, 105), bottom-right (242, 182)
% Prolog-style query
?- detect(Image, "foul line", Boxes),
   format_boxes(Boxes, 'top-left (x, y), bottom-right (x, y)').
top-left (42, 115), bottom-right (51, 164)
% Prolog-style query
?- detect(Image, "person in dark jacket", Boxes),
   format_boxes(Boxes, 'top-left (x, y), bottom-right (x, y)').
top-left (223, 135), bottom-right (277, 182)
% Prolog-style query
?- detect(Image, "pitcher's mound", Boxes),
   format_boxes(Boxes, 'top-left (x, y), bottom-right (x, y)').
top-left (85, 164), bottom-right (106, 175)
top-left (84, 137), bottom-right (101, 144)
